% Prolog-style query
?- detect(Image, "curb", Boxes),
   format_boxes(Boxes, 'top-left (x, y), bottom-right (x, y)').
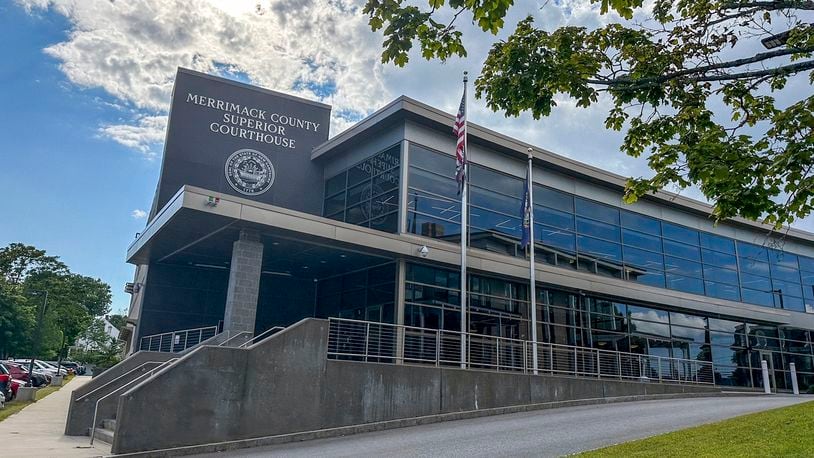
top-left (106, 391), bottom-right (755, 457)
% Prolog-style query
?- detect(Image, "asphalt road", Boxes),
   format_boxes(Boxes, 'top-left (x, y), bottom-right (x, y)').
top-left (197, 395), bottom-right (810, 457)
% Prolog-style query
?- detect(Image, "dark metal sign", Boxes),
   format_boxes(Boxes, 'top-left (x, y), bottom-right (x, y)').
top-left (151, 68), bottom-right (331, 216)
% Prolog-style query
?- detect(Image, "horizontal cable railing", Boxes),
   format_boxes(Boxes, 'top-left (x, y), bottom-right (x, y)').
top-left (327, 318), bottom-right (715, 385)
top-left (138, 325), bottom-right (219, 353)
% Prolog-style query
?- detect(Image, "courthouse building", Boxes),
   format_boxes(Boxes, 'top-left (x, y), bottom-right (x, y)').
top-left (124, 68), bottom-right (814, 392)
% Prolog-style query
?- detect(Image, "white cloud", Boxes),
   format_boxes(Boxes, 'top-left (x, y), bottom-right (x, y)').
top-left (131, 209), bottom-right (147, 219)
top-left (99, 115), bottom-right (167, 159)
top-left (16, 0), bottom-right (814, 231)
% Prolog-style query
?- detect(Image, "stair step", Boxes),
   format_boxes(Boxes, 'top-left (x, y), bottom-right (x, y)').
top-left (101, 418), bottom-right (117, 430)
top-left (93, 427), bottom-right (115, 445)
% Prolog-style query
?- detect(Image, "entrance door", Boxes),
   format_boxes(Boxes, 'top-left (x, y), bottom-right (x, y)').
top-left (758, 350), bottom-right (776, 392)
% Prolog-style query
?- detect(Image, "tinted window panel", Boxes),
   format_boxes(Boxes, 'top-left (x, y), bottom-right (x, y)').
top-left (664, 256), bottom-right (702, 278)
top-left (577, 217), bottom-right (620, 242)
top-left (662, 223), bottom-right (699, 245)
top-left (741, 288), bottom-right (775, 307)
top-left (739, 258), bottom-right (770, 277)
top-left (577, 235), bottom-right (621, 261)
top-left (408, 213), bottom-right (460, 238)
top-left (371, 189), bottom-right (399, 219)
top-left (801, 270), bottom-right (814, 286)
top-left (347, 159), bottom-right (373, 187)
top-left (409, 168), bottom-right (458, 200)
top-left (324, 192), bottom-right (345, 216)
top-left (410, 145), bottom-right (455, 176)
top-left (538, 225), bottom-right (576, 253)
top-left (705, 281), bottom-right (741, 302)
top-left (470, 207), bottom-right (521, 236)
top-left (369, 211), bottom-right (398, 233)
top-left (710, 331), bottom-right (746, 348)
top-left (470, 186), bottom-right (521, 216)
top-left (708, 318), bottom-right (744, 333)
top-left (622, 229), bottom-right (662, 252)
top-left (408, 190), bottom-right (459, 219)
top-left (701, 249), bottom-right (738, 270)
top-left (533, 185), bottom-right (573, 212)
top-left (469, 165), bottom-right (523, 197)
top-left (737, 241), bottom-right (768, 262)
top-left (663, 239), bottom-right (701, 262)
top-left (325, 172), bottom-right (346, 196)
top-left (630, 319), bottom-right (670, 338)
top-left (623, 246), bottom-right (664, 272)
top-left (534, 206), bottom-right (574, 231)
top-left (799, 256), bottom-right (814, 272)
top-left (628, 305), bottom-right (669, 323)
top-left (671, 325), bottom-right (708, 343)
top-left (621, 211), bottom-right (661, 235)
top-left (703, 265), bottom-right (739, 285)
top-left (666, 274), bottom-right (705, 295)
top-left (779, 295), bottom-right (806, 312)
top-left (629, 271), bottom-right (665, 288)
top-left (372, 169), bottom-right (400, 195)
top-left (770, 264), bottom-right (802, 283)
top-left (772, 279), bottom-right (803, 298)
top-left (740, 272), bottom-right (772, 291)
top-left (670, 312), bottom-right (707, 329)
top-left (768, 250), bottom-right (799, 269)
top-left (575, 198), bottom-right (619, 225)
top-left (700, 232), bottom-right (736, 254)
top-left (371, 146), bottom-right (400, 173)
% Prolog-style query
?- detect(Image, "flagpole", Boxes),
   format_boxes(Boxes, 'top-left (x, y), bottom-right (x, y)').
top-left (460, 71), bottom-right (469, 369)
top-left (527, 147), bottom-right (539, 375)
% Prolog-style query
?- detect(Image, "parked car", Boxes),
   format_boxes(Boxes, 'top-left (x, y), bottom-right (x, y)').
top-left (57, 361), bottom-right (85, 375)
top-left (0, 372), bottom-right (12, 403)
top-left (12, 359), bottom-right (66, 377)
top-left (43, 361), bottom-right (73, 375)
top-left (0, 361), bottom-right (48, 387)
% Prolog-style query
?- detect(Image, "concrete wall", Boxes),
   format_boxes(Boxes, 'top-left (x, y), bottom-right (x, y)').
top-left (111, 319), bottom-right (718, 454)
top-left (65, 351), bottom-right (175, 436)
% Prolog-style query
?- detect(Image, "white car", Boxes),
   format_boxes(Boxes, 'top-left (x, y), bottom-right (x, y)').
top-left (13, 360), bottom-right (67, 377)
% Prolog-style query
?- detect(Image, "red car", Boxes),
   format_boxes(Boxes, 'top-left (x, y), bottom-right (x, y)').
top-left (0, 363), bottom-right (24, 401)
top-left (0, 361), bottom-right (46, 388)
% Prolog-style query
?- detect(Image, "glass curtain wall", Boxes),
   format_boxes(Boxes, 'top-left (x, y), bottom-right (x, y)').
top-left (315, 263), bottom-right (397, 323)
top-left (404, 261), bottom-right (814, 390)
top-left (323, 145), bottom-right (401, 233)
top-left (406, 143), bottom-right (814, 314)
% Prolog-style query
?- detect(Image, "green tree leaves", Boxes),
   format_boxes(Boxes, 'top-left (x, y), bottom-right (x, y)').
top-left (364, 0), bottom-right (814, 229)
top-left (0, 243), bottom-right (112, 359)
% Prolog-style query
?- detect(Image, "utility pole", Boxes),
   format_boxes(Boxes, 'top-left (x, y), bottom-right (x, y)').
top-left (27, 290), bottom-right (48, 387)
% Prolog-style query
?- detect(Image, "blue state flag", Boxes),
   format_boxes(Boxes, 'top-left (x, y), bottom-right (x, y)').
top-left (520, 169), bottom-right (531, 249)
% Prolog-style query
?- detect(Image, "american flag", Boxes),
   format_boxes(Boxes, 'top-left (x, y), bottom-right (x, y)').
top-left (453, 87), bottom-right (467, 194)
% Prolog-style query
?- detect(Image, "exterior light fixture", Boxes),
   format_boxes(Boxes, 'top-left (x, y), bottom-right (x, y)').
top-left (206, 196), bottom-right (220, 207)
top-left (761, 29), bottom-right (794, 49)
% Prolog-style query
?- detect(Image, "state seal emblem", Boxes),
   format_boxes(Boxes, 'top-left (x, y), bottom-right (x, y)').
top-left (224, 149), bottom-right (275, 196)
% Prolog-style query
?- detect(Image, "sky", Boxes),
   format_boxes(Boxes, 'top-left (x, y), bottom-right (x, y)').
top-left (0, 0), bottom-right (811, 316)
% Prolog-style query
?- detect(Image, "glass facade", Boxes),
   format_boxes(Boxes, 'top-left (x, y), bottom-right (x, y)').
top-left (406, 262), bottom-right (814, 390)
top-left (322, 145), bottom-right (401, 233)
top-left (406, 143), bottom-right (814, 314)
top-left (315, 263), bottom-right (397, 323)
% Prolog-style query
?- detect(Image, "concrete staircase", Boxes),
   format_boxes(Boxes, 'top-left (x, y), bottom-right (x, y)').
top-left (93, 418), bottom-right (116, 445)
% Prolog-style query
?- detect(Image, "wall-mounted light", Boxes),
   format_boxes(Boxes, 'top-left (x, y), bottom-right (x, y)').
top-left (206, 196), bottom-right (220, 207)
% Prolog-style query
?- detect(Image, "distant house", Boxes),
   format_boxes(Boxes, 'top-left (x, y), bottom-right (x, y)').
top-left (74, 316), bottom-right (120, 351)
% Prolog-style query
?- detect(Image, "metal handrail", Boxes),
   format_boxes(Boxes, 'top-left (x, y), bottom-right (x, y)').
top-left (89, 358), bottom-right (178, 445)
top-left (75, 361), bottom-right (165, 402)
top-left (139, 325), bottom-right (219, 353)
top-left (239, 326), bottom-right (285, 348)
top-left (327, 317), bottom-right (715, 385)
top-left (218, 330), bottom-right (253, 347)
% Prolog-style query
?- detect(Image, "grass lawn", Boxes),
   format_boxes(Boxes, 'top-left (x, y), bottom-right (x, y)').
top-left (579, 399), bottom-right (814, 457)
top-left (0, 374), bottom-right (74, 422)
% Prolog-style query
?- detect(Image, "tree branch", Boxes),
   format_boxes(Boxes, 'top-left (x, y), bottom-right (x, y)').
top-left (587, 46), bottom-right (814, 87)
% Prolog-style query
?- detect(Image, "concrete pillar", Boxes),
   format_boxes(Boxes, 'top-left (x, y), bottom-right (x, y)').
top-left (223, 229), bottom-right (264, 339)
top-left (761, 360), bottom-right (771, 394)
top-left (395, 259), bottom-right (407, 364)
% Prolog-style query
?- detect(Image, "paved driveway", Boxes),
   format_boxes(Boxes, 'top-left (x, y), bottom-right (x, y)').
top-left (197, 395), bottom-right (810, 457)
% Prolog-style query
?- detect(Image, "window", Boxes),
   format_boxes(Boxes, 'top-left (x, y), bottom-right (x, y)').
top-left (663, 223), bottom-right (699, 245)
top-left (622, 229), bottom-right (662, 252)
top-left (577, 217), bottom-right (620, 242)
top-left (621, 211), bottom-right (661, 235)
top-left (324, 145), bottom-right (400, 233)
top-left (533, 185), bottom-right (573, 212)
top-left (700, 232), bottom-right (736, 254)
top-left (575, 198), bottom-right (619, 225)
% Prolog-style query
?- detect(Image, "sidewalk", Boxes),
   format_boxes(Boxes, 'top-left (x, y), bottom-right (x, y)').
top-left (0, 376), bottom-right (111, 457)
